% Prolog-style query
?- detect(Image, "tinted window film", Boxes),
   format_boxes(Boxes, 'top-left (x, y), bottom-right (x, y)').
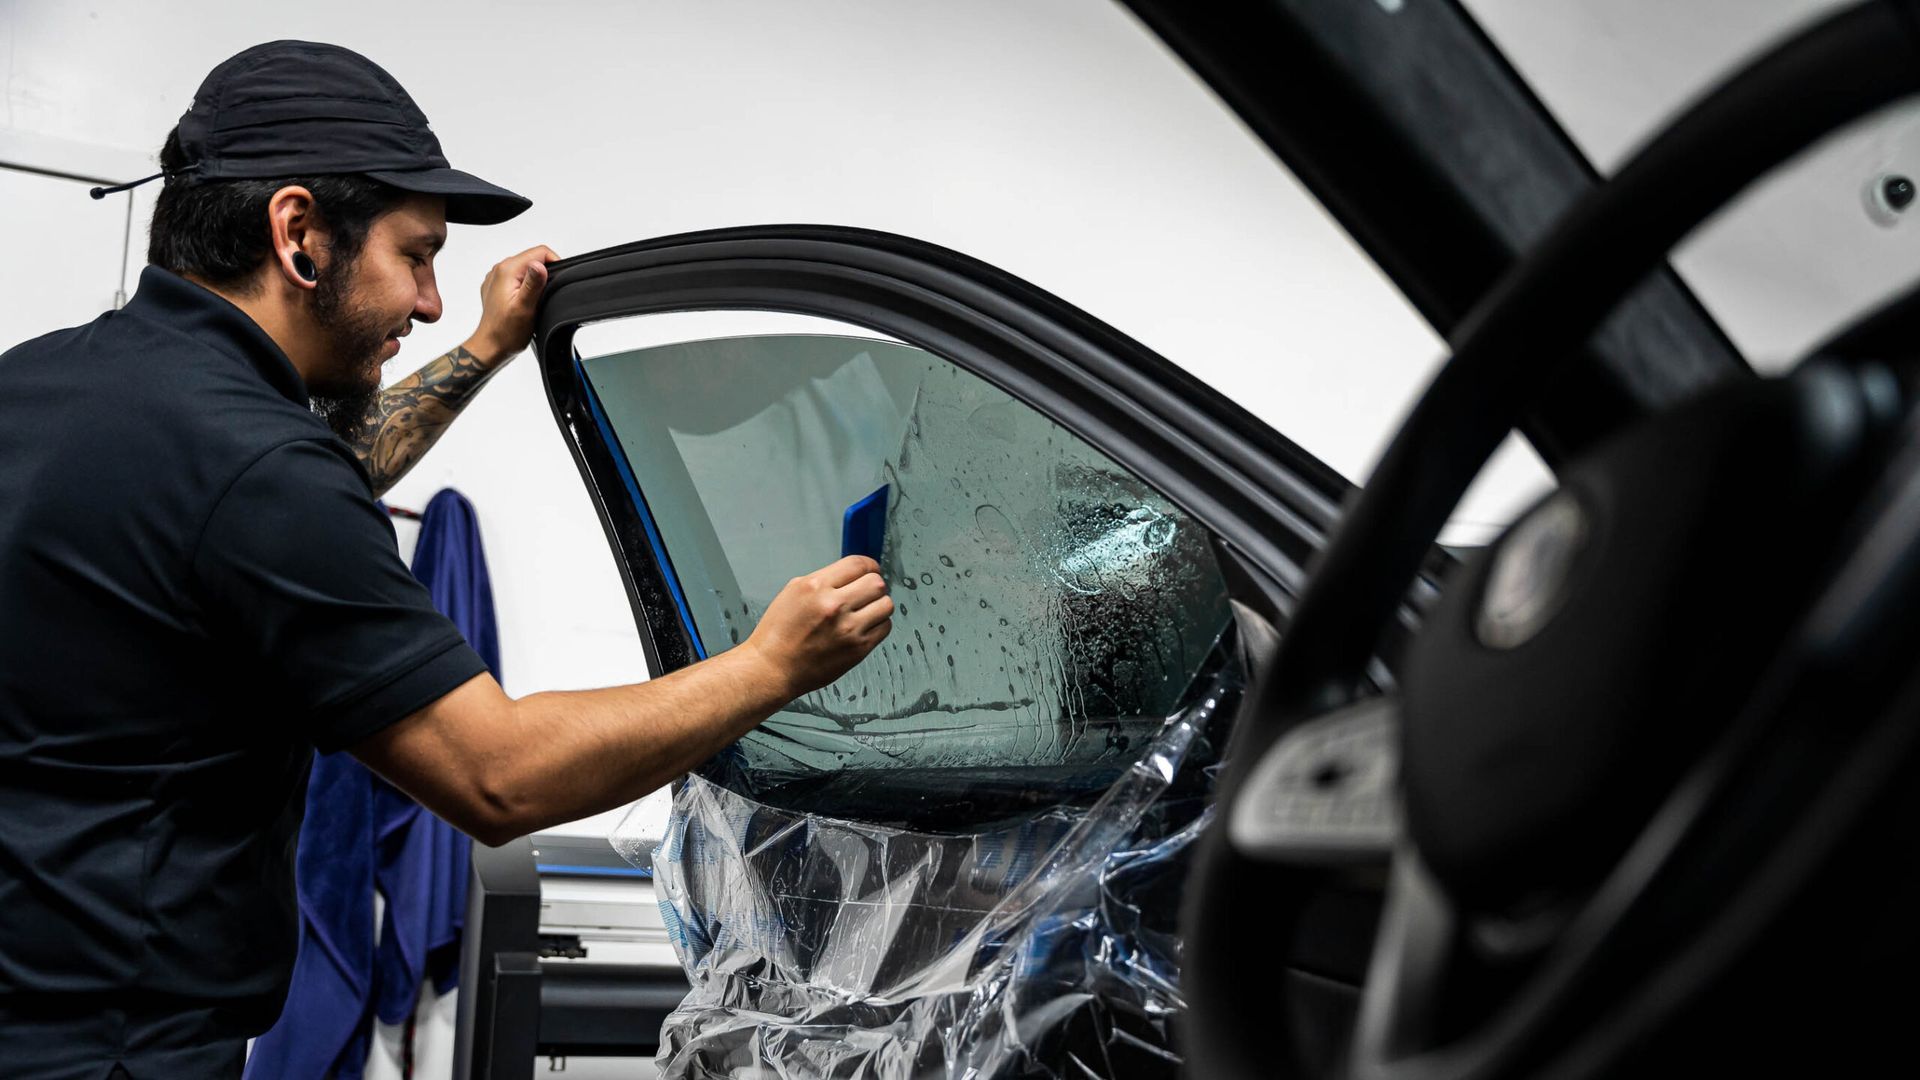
top-left (580, 332), bottom-right (1231, 815)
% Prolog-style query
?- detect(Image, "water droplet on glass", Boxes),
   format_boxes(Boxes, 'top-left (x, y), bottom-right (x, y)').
top-left (1145, 515), bottom-right (1176, 549)
top-left (920, 573), bottom-right (934, 585)
top-left (938, 555), bottom-right (954, 567)
top-left (975, 504), bottom-right (1018, 552)
top-left (968, 400), bottom-right (1022, 442)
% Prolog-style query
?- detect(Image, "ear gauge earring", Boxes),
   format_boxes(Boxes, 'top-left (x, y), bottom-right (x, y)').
top-left (291, 252), bottom-right (318, 282)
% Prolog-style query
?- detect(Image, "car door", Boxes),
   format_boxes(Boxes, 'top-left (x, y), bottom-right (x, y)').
top-left (526, 2), bottom-right (1767, 1074)
top-left (532, 224), bottom-right (1370, 1075)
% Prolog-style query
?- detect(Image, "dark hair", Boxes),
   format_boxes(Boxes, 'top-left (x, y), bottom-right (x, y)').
top-left (147, 126), bottom-right (407, 289)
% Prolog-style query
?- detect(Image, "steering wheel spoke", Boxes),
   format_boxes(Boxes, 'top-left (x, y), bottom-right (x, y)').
top-left (1227, 696), bottom-right (1400, 865)
top-left (1354, 853), bottom-right (1466, 1079)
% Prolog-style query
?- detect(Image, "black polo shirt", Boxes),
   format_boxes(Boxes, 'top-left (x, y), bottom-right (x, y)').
top-left (0, 267), bottom-right (487, 1072)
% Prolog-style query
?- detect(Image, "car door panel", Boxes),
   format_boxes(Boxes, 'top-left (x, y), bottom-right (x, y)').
top-left (534, 225), bottom-right (1381, 1075)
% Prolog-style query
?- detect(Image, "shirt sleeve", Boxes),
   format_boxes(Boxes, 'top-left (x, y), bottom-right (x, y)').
top-left (191, 438), bottom-right (489, 752)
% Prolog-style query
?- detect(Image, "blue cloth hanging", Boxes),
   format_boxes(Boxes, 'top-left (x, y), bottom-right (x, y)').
top-left (247, 489), bottom-right (499, 1078)
top-left (374, 488), bottom-right (497, 1020)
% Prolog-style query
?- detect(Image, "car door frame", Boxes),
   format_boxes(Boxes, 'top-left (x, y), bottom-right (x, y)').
top-left (534, 223), bottom-right (1358, 679)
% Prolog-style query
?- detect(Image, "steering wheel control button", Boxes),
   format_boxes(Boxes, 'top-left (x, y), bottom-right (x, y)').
top-left (1229, 697), bottom-right (1399, 864)
top-left (1476, 491), bottom-right (1589, 650)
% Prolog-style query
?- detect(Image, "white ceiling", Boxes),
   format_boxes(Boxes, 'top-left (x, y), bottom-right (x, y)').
top-left (1465, 0), bottom-right (1920, 371)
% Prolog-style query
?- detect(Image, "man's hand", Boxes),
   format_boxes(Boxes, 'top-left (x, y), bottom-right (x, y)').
top-left (738, 555), bottom-right (895, 700)
top-left (463, 245), bottom-right (560, 367)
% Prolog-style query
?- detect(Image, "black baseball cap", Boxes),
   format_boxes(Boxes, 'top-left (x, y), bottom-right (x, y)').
top-left (92, 40), bottom-right (530, 225)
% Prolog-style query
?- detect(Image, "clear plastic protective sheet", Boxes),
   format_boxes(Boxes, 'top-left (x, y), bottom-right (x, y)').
top-left (612, 629), bottom-right (1245, 1079)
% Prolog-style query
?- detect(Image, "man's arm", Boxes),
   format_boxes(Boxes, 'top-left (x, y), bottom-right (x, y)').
top-left (342, 341), bottom-right (499, 496)
top-left (340, 246), bottom-right (558, 497)
top-left (351, 555), bottom-right (893, 845)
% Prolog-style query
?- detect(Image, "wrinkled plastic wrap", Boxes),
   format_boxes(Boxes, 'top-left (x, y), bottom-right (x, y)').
top-left (613, 631), bottom-right (1244, 1079)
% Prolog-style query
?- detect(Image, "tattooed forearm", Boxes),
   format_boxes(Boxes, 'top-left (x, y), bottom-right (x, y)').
top-left (340, 344), bottom-right (503, 497)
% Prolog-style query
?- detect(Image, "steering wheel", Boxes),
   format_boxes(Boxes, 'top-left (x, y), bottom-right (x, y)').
top-left (1182, 3), bottom-right (1920, 1077)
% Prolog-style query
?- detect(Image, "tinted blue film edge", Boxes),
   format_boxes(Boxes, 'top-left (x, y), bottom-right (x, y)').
top-left (574, 350), bottom-right (709, 660)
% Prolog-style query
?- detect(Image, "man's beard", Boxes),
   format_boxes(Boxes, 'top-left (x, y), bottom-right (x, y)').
top-left (306, 262), bottom-right (395, 442)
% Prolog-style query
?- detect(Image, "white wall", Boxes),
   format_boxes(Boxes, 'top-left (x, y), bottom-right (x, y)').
top-left (0, 169), bottom-right (141, 335)
top-left (1465, 0), bottom-right (1920, 369)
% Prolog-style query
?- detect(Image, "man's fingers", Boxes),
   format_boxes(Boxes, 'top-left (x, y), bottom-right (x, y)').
top-left (850, 593), bottom-right (895, 633)
top-left (519, 259), bottom-right (549, 295)
top-left (818, 555), bottom-right (881, 588)
top-left (839, 572), bottom-right (889, 612)
top-left (858, 613), bottom-right (895, 645)
top-left (494, 246), bottom-right (559, 297)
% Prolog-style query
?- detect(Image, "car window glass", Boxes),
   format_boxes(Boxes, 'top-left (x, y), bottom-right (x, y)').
top-left (577, 325), bottom-right (1233, 817)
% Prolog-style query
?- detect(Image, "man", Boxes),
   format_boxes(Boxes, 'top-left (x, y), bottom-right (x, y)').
top-left (0, 41), bottom-right (892, 1078)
